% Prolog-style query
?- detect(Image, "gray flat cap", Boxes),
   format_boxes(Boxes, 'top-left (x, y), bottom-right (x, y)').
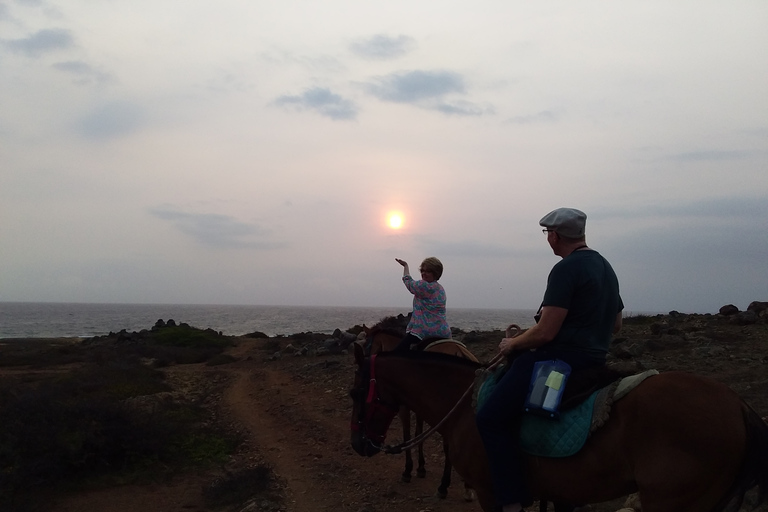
top-left (539, 207), bottom-right (587, 238)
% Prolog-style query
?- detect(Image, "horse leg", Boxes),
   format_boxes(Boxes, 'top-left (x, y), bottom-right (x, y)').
top-left (416, 415), bottom-right (426, 478)
top-left (436, 436), bottom-right (451, 499)
top-left (399, 407), bottom-right (413, 483)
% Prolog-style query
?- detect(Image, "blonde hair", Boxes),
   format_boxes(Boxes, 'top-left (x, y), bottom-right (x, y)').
top-left (420, 257), bottom-right (444, 280)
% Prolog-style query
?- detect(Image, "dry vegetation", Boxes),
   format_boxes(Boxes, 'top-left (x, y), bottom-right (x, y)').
top-left (1, 308), bottom-right (767, 512)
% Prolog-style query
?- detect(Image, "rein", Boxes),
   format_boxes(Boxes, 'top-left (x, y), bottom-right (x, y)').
top-left (382, 350), bottom-right (507, 455)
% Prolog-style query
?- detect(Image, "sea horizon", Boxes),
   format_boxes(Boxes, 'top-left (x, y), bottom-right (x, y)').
top-left (0, 301), bottom-right (541, 340)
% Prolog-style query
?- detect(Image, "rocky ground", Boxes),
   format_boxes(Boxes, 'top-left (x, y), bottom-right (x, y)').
top-left (5, 303), bottom-right (768, 512)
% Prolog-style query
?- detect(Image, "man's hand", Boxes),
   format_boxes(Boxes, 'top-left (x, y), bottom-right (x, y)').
top-left (499, 337), bottom-right (517, 355)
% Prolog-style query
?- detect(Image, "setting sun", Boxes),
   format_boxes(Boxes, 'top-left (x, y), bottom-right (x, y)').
top-left (388, 212), bottom-right (404, 230)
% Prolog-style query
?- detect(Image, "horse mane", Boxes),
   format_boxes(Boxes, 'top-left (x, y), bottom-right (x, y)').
top-left (367, 324), bottom-right (404, 340)
top-left (370, 315), bottom-right (407, 337)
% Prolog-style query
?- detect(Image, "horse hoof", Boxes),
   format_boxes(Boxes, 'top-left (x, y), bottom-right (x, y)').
top-left (435, 490), bottom-right (448, 500)
top-left (463, 490), bottom-right (475, 502)
top-left (401, 474), bottom-right (411, 483)
top-left (417, 469), bottom-right (426, 478)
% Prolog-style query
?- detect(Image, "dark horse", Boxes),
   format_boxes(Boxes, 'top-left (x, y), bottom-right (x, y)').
top-left (349, 345), bottom-right (768, 512)
top-left (362, 324), bottom-right (476, 501)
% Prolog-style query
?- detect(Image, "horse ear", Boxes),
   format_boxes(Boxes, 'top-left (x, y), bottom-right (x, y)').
top-left (363, 324), bottom-right (371, 334)
top-left (354, 342), bottom-right (365, 365)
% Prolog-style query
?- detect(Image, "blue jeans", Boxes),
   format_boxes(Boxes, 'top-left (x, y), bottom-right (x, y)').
top-left (475, 348), bottom-right (603, 507)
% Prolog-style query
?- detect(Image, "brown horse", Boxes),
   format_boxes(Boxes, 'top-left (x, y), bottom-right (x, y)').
top-left (349, 346), bottom-right (768, 512)
top-left (362, 324), bottom-right (476, 500)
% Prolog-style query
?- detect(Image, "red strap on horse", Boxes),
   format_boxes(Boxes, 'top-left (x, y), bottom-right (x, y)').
top-left (366, 354), bottom-right (378, 404)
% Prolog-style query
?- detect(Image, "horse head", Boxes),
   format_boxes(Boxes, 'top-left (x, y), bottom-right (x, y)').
top-left (350, 343), bottom-right (399, 457)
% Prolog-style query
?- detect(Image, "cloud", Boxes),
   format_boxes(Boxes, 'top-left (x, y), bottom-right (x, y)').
top-left (363, 70), bottom-right (487, 116)
top-left (508, 110), bottom-right (560, 124)
top-left (77, 101), bottom-right (145, 139)
top-left (349, 34), bottom-right (416, 60)
top-left (433, 101), bottom-right (487, 116)
top-left (150, 207), bottom-right (281, 249)
top-left (597, 195), bottom-right (768, 222)
top-left (52, 60), bottom-right (112, 85)
top-left (364, 70), bottom-right (465, 103)
top-left (273, 87), bottom-right (358, 120)
top-left (3, 28), bottom-right (74, 57)
top-left (411, 237), bottom-right (520, 259)
top-left (664, 150), bottom-right (752, 162)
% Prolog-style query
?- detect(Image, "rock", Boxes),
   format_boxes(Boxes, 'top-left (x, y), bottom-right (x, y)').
top-left (335, 330), bottom-right (358, 343)
top-left (719, 304), bottom-right (739, 316)
top-left (612, 345), bottom-right (636, 359)
top-left (747, 301), bottom-right (768, 316)
top-left (624, 492), bottom-right (642, 510)
top-left (729, 310), bottom-right (758, 325)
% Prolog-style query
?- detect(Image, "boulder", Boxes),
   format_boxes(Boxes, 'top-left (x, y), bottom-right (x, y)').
top-left (747, 301), bottom-right (768, 316)
top-left (719, 304), bottom-right (739, 316)
top-left (729, 310), bottom-right (759, 325)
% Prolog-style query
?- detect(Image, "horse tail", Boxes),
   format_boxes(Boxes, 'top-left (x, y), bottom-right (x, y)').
top-left (717, 404), bottom-right (768, 512)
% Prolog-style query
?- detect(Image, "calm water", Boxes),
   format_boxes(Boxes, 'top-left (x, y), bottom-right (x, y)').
top-left (0, 302), bottom-right (537, 339)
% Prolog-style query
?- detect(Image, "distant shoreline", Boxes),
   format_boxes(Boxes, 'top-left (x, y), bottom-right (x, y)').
top-left (0, 303), bottom-right (540, 339)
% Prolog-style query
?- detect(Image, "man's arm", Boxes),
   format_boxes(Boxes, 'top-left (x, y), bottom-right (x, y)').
top-left (613, 311), bottom-right (622, 334)
top-left (498, 306), bottom-right (568, 355)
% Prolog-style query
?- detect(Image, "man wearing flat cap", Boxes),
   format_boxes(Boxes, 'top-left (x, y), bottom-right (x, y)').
top-left (476, 207), bottom-right (624, 512)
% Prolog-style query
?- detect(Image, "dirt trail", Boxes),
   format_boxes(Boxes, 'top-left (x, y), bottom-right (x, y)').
top-left (224, 339), bottom-right (482, 512)
top-left (53, 338), bottom-right (483, 512)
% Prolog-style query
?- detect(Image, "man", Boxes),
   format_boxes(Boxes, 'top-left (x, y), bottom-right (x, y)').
top-left (476, 207), bottom-right (624, 512)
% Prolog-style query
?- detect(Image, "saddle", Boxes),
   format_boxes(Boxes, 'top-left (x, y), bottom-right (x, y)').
top-left (414, 336), bottom-right (450, 351)
top-left (404, 337), bottom-right (477, 361)
top-left (474, 364), bottom-right (659, 457)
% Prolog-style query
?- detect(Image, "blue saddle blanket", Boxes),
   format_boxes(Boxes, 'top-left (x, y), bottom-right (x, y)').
top-left (474, 365), bottom-right (600, 458)
top-left (519, 391), bottom-right (597, 457)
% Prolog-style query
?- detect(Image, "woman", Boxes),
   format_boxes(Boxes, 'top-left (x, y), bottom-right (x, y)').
top-left (394, 257), bottom-right (451, 352)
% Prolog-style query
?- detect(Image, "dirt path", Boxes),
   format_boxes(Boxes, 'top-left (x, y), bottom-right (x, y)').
top-left (223, 340), bottom-right (483, 512)
top-left (53, 339), bottom-right (484, 512)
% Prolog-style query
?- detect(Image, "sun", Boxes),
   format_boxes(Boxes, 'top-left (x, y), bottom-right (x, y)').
top-left (387, 212), bottom-right (404, 230)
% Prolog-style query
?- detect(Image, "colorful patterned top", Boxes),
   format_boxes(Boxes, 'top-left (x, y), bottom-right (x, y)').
top-left (402, 275), bottom-right (451, 339)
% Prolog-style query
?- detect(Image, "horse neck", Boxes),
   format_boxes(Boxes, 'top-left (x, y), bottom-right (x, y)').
top-left (376, 354), bottom-right (476, 426)
top-left (373, 333), bottom-right (401, 353)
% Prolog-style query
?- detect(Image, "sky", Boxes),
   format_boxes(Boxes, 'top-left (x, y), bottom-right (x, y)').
top-left (1, 0), bottom-right (767, 315)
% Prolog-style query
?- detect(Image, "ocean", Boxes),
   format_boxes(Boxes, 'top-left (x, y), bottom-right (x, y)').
top-left (0, 302), bottom-right (538, 339)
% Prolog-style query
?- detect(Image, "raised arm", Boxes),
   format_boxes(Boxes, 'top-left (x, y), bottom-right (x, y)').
top-left (395, 258), bottom-right (410, 277)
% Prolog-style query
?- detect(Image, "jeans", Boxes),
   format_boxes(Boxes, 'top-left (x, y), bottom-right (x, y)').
top-left (475, 348), bottom-right (603, 506)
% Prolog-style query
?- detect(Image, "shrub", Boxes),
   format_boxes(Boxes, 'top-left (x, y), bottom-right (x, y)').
top-left (0, 359), bottom-right (238, 510)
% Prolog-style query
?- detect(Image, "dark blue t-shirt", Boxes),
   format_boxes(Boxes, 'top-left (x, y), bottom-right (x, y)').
top-left (541, 249), bottom-right (623, 360)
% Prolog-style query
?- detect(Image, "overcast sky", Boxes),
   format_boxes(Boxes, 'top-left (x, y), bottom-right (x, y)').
top-left (1, 0), bottom-right (766, 315)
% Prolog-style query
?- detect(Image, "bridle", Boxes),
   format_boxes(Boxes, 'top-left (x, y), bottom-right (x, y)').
top-left (350, 354), bottom-right (400, 451)
top-left (352, 349), bottom-right (506, 455)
